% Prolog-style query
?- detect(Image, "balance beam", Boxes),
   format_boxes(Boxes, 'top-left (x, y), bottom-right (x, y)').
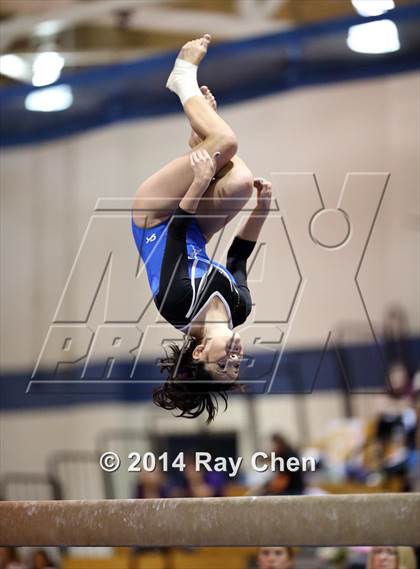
top-left (1, 494), bottom-right (419, 547)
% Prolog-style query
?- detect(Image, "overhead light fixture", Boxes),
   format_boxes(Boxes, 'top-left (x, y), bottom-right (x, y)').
top-left (0, 54), bottom-right (31, 82)
top-left (32, 51), bottom-right (65, 87)
top-left (25, 85), bottom-right (73, 112)
top-left (351, 0), bottom-right (395, 17)
top-left (347, 20), bottom-right (400, 54)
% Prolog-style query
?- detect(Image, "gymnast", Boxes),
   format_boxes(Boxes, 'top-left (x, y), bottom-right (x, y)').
top-left (132, 34), bottom-right (272, 422)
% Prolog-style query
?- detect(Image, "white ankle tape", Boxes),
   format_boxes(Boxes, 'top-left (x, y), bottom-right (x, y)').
top-left (166, 58), bottom-right (203, 105)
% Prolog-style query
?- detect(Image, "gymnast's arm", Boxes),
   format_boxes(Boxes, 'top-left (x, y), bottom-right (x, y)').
top-left (226, 237), bottom-right (256, 285)
top-left (225, 178), bottom-right (272, 265)
top-left (236, 177), bottom-right (272, 242)
top-left (226, 178), bottom-right (272, 315)
top-left (226, 236), bottom-right (256, 317)
top-left (179, 149), bottom-right (217, 214)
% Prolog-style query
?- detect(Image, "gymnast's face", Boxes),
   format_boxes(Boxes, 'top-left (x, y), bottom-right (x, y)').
top-left (371, 548), bottom-right (398, 569)
top-left (258, 548), bottom-right (293, 569)
top-left (193, 331), bottom-right (243, 381)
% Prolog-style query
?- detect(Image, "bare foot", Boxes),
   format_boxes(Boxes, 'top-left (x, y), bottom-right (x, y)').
top-left (178, 34), bottom-right (212, 66)
top-left (200, 85), bottom-right (217, 111)
top-left (189, 85), bottom-right (217, 148)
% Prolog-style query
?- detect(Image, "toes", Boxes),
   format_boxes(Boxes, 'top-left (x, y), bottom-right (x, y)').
top-left (195, 40), bottom-right (206, 52)
top-left (187, 35), bottom-right (211, 48)
top-left (199, 34), bottom-right (211, 47)
top-left (200, 85), bottom-right (217, 109)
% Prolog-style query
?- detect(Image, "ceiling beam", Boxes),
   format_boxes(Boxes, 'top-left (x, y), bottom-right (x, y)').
top-left (105, 6), bottom-right (290, 39)
top-left (0, 0), bottom-right (168, 51)
top-left (1, 1), bottom-right (291, 53)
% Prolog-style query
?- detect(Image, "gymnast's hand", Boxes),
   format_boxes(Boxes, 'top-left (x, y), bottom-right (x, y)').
top-left (180, 149), bottom-right (219, 213)
top-left (253, 177), bottom-right (272, 215)
top-left (190, 149), bottom-right (218, 185)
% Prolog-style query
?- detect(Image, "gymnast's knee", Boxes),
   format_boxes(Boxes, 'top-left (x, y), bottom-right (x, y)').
top-left (212, 129), bottom-right (238, 165)
top-left (229, 168), bottom-right (254, 199)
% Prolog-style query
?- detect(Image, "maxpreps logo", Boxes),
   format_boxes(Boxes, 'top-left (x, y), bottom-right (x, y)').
top-left (29, 173), bottom-right (389, 394)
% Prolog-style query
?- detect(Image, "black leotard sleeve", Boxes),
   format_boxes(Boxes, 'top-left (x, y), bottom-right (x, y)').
top-left (154, 206), bottom-right (194, 323)
top-left (226, 236), bottom-right (256, 319)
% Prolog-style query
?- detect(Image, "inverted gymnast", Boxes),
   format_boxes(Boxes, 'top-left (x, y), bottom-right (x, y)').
top-left (132, 34), bottom-right (272, 422)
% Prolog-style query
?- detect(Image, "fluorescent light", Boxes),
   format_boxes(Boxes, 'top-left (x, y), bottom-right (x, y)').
top-left (347, 20), bottom-right (400, 54)
top-left (351, 0), bottom-right (395, 17)
top-left (32, 51), bottom-right (65, 87)
top-left (25, 85), bottom-right (73, 112)
top-left (0, 54), bottom-right (30, 82)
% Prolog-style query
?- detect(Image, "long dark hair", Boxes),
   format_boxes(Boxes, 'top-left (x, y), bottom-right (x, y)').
top-left (153, 336), bottom-right (241, 423)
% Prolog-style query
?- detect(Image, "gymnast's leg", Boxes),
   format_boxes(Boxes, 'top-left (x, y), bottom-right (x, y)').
top-left (133, 34), bottom-right (238, 229)
top-left (189, 86), bottom-right (254, 242)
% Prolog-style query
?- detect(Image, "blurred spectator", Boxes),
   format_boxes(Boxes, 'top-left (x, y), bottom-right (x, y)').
top-left (367, 547), bottom-right (417, 569)
top-left (246, 453), bottom-right (276, 488)
top-left (377, 308), bottom-right (418, 490)
top-left (345, 547), bottom-right (368, 569)
top-left (29, 550), bottom-right (57, 569)
top-left (256, 547), bottom-right (295, 569)
top-left (0, 548), bottom-right (25, 569)
top-left (318, 547), bottom-right (348, 568)
top-left (134, 468), bottom-right (169, 499)
top-left (383, 306), bottom-right (414, 399)
top-left (173, 453), bottom-right (226, 497)
top-left (374, 408), bottom-right (417, 490)
top-left (264, 434), bottom-right (306, 496)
